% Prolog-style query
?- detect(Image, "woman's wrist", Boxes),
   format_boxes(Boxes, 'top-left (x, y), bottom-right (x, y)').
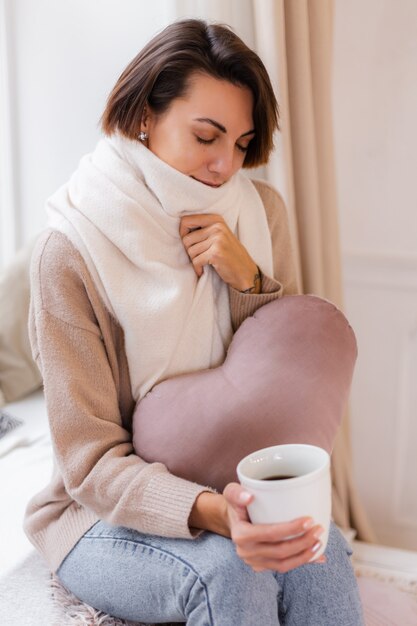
top-left (239, 265), bottom-right (261, 294)
top-left (231, 262), bottom-right (261, 294)
top-left (188, 491), bottom-right (230, 537)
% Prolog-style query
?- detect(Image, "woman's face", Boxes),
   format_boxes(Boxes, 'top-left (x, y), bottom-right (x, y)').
top-left (142, 73), bottom-right (255, 187)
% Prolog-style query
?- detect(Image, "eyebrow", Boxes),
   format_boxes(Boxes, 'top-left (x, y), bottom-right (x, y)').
top-left (193, 117), bottom-right (255, 138)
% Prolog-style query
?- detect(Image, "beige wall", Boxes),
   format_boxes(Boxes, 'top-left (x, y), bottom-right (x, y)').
top-left (334, 0), bottom-right (417, 255)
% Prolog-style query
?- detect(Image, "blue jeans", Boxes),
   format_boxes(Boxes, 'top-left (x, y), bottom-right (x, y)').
top-left (57, 521), bottom-right (364, 625)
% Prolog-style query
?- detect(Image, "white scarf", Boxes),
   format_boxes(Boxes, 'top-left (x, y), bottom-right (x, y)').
top-left (46, 134), bottom-right (273, 401)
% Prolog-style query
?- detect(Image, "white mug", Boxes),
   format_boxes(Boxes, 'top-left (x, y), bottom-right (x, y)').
top-left (237, 444), bottom-right (331, 559)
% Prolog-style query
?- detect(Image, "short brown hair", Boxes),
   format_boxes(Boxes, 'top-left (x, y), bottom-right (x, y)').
top-left (100, 19), bottom-right (279, 168)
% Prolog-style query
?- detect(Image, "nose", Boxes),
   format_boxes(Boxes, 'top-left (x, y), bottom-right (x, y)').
top-left (207, 147), bottom-right (238, 181)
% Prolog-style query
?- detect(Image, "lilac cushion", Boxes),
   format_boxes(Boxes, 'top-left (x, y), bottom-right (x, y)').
top-left (132, 295), bottom-right (357, 492)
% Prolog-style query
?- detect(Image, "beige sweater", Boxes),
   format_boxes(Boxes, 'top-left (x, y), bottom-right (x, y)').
top-left (24, 180), bottom-right (298, 573)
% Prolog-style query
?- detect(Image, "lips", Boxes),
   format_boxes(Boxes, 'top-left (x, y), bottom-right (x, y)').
top-left (191, 176), bottom-right (222, 188)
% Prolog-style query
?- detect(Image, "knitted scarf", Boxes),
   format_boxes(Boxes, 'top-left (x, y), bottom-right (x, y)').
top-left (46, 134), bottom-right (273, 401)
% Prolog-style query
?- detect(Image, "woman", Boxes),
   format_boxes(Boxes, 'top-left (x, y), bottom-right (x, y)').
top-left (24, 19), bottom-right (364, 625)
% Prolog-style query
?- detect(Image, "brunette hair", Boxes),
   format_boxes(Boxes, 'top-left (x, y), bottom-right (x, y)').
top-left (100, 19), bottom-right (279, 168)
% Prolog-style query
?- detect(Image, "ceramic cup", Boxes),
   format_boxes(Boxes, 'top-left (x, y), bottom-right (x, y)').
top-left (237, 443), bottom-right (331, 559)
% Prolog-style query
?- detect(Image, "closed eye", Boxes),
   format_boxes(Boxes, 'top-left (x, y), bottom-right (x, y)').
top-left (196, 136), bottom-right (214, 145)
top-left (196, 136), bottom-right (249, 153)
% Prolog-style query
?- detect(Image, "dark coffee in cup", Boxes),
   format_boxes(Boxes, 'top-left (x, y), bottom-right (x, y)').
top-left (261, 474), bottom-right (297, 481)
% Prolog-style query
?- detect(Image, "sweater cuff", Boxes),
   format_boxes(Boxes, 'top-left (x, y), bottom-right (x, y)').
top-left (140, 467), bottom-right (216, 539)
top-left (229, 272), bottom-right (283, 331)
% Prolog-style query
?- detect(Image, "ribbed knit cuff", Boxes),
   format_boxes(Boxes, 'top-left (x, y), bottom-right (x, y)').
top-left (27, 501), bottom-right (100, 573)
top-left (229, 272), bottom-right (283, 331)
top-left (140, 468), bottom-right (216, 539)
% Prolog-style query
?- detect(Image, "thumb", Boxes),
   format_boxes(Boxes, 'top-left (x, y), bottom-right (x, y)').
top-left (223, 482), bottom-right (254, 510)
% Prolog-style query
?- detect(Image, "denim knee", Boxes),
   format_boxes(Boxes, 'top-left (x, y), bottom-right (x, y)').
top-left (325, 521), bottom-right (354, 558)
top-left (273, 522), bottom-right (364, 626)
top-left (184, 533), bottom-right (280, 625)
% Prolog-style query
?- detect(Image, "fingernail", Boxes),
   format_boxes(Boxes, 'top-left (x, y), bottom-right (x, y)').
top-left (302, 518), bottom-right (314, 530)
top-left (313, 527), bottom-right (325, 540)
top-left (311, 541), bottom-right (321, 553)
top-left (239, 492), bottom-right (252, 504)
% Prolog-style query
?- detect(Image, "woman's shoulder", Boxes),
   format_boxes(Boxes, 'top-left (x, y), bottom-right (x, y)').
top-left (32, 229), bottom-right (83, 269)
top-left (251, 178), bottom-right (285, 206)
top-left (250, 178), bottom-right (289, 231)
top-left (31, 229), bottom-right (90, 296)
top-left (30, 230), bottom-right (105, 331)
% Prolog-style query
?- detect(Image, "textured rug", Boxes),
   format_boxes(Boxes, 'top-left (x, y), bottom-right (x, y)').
top-left (0, 551), bottom-right (56, 626)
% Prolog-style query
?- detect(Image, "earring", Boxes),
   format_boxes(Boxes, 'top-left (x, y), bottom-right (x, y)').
top-left (138, 131), bottom-right (148, 142)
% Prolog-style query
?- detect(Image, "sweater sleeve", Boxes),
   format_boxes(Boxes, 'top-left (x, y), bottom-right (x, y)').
top-left (229, 180), bottom-right (299, 331)
top-left (30, 232), bottom-right (213, 539)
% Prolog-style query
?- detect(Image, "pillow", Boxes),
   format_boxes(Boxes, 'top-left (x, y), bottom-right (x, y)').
top-left (132, 295), bottom-right (357, 492)
top-left (0, 238), bottom-right (42, 407)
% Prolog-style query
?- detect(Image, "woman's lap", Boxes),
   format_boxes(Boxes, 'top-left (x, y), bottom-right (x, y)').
top-left (57, 521), bottom-right (364, 625)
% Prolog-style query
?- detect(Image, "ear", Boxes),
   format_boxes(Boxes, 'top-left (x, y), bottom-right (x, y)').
top-left (140, 104), bottom-right (153, 133)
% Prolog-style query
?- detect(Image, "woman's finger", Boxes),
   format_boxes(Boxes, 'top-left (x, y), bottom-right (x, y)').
top-left (223, 483), bottom-right (254, 525)
top-left (273, 541), bottom-right (325, 572)
top-left (247, 541), bottom-right (325, 574)
top-left (231, 515), bottom-right (315, 546)
top-left (190, 250), bottom-right (214, 277)
top-left (237, 524), bottom-right (324, 561)
top-left (179, 213), bottom-right (223, 238)
top-left (186, 239), bottom-right (212, 261)
top-left (181, 226), bottom-right (210, 249)
top-left (223, 482), bottom-right (254, 508)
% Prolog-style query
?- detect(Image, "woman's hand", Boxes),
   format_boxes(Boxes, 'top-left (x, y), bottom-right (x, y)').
top-left (180, 214), bottom-right (260, 293)
top-left (223, 482), bottom-right (327, 573)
